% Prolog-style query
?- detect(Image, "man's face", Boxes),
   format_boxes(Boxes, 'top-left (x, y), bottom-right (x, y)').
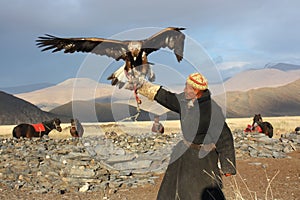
top-left (184, 83), bottom-right (197, 100)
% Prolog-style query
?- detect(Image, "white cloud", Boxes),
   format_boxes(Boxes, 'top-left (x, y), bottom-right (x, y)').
top-left (216, 61), bottom-right (251, 70)
top-left (1, 0), bottom-right (300, 87)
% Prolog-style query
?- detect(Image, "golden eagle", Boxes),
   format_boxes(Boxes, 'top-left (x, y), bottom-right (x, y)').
top-left (36, 27), bottom-right (185, 103)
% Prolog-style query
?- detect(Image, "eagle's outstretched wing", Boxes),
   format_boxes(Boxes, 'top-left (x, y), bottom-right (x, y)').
top-left (142, 27), bottom-right (185, 62)
top-left (36, 34), bottom-right (128, 61)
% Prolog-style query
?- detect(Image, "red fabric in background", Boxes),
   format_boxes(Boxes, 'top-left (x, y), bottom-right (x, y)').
top-left (244, 124), bottom-right (263, 133)
top-left (31, 123), bottom-right (45, 132)
top-left (256, 125), bottom-right (263, 133)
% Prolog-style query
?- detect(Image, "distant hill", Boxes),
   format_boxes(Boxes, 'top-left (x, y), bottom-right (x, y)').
top-left (0, 91), bottom-right (68, 125)
top-left (265, 63), bottom-right (300, 71)
top-left (53, 79), bottom-right (300, 120)
top-left (14, 63), bottom-right (300, 111)
top-left (11, 65), bottom-right (300, 120)
top-left (224, 68), bottom-right (300, 92)
top-left (2, 78), bottom-right (299, 124)
top-left (15, 78), bottom-right (132, 111)
top-left (50, 101), bottom-right (179, 122)
top-left (0, 83), bottom-right (55, 94)
top-left (222, 79), bottom-right (300, 118)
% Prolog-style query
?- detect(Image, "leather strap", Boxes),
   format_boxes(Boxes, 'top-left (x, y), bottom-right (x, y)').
top-left (183, 139), bottom-right (216, 151)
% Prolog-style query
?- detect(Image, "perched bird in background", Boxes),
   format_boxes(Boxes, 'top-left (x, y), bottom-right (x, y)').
top-left (36, 27), bottom-right (186, 104)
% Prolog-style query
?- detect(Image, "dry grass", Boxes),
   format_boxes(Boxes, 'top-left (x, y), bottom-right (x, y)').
top-left (0, 116), bottom-right (298, 139)
top-left (225, 170), bottom-right (281, 200)
top-left (0, 120), bottom-right (182, 139)
top-left (223, 159), bottom-right (282, 200)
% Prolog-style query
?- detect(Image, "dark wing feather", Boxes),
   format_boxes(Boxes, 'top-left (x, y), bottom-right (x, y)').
top-left (36, 34), bottom-right (129, 60)
top-left (142, 27), bottom-right (185, 62)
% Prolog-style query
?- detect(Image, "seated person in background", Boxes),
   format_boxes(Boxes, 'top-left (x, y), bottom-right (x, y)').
top-left (70, 118), bottom-right (84, 137)
top-left (295, 126), bottom-right (300, 134)
top-left (151, 115), bottom-right (164, 134)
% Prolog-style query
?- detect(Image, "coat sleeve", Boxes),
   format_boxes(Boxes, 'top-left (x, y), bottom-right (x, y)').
top-left (216, 123), bottom-right (236, 175)
top-left (154, 88), bottom-right (181, 113)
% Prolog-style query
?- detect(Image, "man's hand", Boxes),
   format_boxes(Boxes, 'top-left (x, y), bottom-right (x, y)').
top-left (124, 77), bottom-right (160, 101)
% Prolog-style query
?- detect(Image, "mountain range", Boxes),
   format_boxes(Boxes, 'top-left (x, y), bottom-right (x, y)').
top-left (0, 82), bottom-right (55, 94)
top-left (48, 78), bottom-right (300, 120)
top-left (1, 63), bottom-right (300, 124)
top-left (223, 68), bottom-right (300, 92)
top-left (264, 63), bottom-right (300, 71)
top-left (15, 78), bottom-right (133, 111)
top-left (0, 91), bottom-right (68, 125)
top-left (220, 79), bottom-right (300, 118)
top-left (50, 100), bottom-right (179, 122)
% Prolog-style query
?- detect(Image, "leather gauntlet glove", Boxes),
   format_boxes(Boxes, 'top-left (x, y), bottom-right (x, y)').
top-left (137, 81), bottom-right (161, 101)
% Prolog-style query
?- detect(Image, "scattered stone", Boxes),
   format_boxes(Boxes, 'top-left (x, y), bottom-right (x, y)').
top-left (248, 162), bottom-right (262, 166)
top-left (234, 130), bottom-right (299, 158)
top-left (79, 183), bottom-right (90, 192)
top-left (113, 160), bottom-right (152, 171)
top-left (0, 129), bottom-right (298, 195)
top-left (0, 132), bottom-right (180, 194)
top-left (106, 154), bottom-right (136, 163)
top-left (272, 151), bottom-right (286, 158)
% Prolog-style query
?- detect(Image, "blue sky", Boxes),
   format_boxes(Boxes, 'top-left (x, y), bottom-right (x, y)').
top-left (1, 0), bottom-right (300, 88)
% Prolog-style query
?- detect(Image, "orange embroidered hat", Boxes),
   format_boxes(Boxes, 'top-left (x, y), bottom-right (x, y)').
top-left (186, 72), bottom-right (208, 90)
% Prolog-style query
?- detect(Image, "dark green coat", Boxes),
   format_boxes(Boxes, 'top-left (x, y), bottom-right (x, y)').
top-left (155, 88), bottom-right (236, 200)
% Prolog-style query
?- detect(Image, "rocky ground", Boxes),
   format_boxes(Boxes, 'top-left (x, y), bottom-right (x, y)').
top-left (0, 125), bottom-right (299, 200)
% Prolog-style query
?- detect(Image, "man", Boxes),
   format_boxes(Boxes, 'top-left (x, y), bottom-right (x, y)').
top-left (151, 115), bottom-right (165, 134)
top-left (129, 72), bottom-right (236, 199)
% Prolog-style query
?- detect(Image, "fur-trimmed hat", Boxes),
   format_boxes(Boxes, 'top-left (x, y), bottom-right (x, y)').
top-left (186, 72), bottom-right (208, 90)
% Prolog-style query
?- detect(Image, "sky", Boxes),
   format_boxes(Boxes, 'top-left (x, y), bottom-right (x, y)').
top-left (1, 0), bottom-right (300, 88)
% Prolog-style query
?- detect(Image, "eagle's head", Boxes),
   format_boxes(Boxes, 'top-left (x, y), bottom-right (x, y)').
top-left (128, 41), bottom-right (142, 60)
